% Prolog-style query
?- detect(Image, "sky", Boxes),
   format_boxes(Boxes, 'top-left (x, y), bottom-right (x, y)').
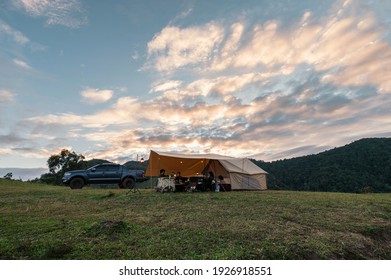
top-left (1, 0), bottom-right (391, 174)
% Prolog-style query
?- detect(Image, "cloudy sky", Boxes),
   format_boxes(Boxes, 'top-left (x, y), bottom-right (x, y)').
top-left (1, 0), bottom-right (391, 171)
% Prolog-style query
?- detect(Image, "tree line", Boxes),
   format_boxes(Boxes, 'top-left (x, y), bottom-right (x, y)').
top-left (254, 138), bottom-right (391, 193)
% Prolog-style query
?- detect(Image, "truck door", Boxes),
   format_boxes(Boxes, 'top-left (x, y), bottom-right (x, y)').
top-left (87, 165), bottom-right (107, 183)
top-left (105, 165), bottom-right (122, 183)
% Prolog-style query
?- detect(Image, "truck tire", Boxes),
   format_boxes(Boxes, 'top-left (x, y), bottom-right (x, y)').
top-left (69, 177), bottom-right (84, 189)
top-left (121, 177), bottom-right (135, 189)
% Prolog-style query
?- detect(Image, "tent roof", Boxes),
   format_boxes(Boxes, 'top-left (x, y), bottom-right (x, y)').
top-left (145, 150), bottom-right (267, 177)
top-left (152, 150), bottom-right (235, 160)
top-left (219, 158), bottom-right (268, 175)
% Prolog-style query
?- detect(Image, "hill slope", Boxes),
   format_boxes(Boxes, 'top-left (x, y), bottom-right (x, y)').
top-left (1, 180), bottom-right (390, 259)
top-left (255, 138), bottom-right (391, 193)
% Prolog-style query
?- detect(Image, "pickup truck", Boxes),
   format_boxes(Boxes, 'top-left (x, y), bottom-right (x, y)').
top-left (62, 163), bottom-right (147, 189)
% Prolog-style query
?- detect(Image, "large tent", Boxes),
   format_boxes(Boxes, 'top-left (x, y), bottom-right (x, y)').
top-left (145, 150), bottom-right (268, 190)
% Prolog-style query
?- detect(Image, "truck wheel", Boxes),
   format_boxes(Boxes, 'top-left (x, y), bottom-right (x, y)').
top-left (121, 177), bottom-right (135, 189)
top-left (70, 178), bottom-right (84, 189)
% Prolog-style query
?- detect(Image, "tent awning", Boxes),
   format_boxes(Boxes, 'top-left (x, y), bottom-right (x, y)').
top-left (145, 150), bottom-right (267, 177)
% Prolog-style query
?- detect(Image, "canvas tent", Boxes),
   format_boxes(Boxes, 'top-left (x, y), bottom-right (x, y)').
top-left (145, 150), bottom-right (268, 190)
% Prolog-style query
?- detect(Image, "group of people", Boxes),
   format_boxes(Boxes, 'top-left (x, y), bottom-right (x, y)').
top-left (205, 171), bottom-right (224, 192)
top-left (159, 169), bottom-right (182, 180)
top-left (158, 169), bottom-right (224, 192)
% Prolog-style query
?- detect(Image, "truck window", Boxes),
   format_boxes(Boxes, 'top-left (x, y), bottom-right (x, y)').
top-left (106, 165), bottom-right (120, 171)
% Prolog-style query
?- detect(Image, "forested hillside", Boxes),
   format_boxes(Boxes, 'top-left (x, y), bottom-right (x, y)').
top-left (255, 138), bottom-right (391, 193)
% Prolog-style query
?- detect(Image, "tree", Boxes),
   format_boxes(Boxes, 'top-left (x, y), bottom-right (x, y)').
top-left (41, 149), bottom-right (86, 185)
top-left (47, 149), bottom-right (85, 174)
top-left (3, 172), bottom-right (13, 180)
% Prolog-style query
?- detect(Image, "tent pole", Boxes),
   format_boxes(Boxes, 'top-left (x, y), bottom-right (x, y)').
top-left (213, 160), bottom-right (217, 191)
top-left (242, 158), bottom-right (245, 189)
top-left (150, 150), bottom-right (152, 189)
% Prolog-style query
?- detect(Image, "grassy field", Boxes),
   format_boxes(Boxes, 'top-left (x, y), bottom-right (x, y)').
top-left (0, 179), bottom-right (390, 260)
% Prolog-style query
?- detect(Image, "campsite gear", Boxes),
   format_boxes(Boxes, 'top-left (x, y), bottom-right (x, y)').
top-left (188, 175), bottom-right (205, 191)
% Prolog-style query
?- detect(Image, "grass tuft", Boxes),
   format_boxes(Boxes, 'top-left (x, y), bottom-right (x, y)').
top-left (84, 220), bottom-right (128, 238)
top-left (100, 192), bottom-right (115, 199)
top-left (41, 242), bottom-right (73, 259)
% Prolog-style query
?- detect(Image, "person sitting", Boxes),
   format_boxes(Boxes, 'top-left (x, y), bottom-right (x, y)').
top-left (175, 171), bottom-right (183, 184)
top-left (159, 169), bottom-right (166, 177)
top-left (175, 171), bottom-right (187, 192)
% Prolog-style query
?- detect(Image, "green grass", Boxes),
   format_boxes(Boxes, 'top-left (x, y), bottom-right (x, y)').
top-left (0, 179), bottom-right (390, 260)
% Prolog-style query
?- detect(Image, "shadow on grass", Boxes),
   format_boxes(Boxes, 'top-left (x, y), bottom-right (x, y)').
top-left (360, 225), bottom-right (391, 241)
top-left (14, 239), bottom-right (74, 260)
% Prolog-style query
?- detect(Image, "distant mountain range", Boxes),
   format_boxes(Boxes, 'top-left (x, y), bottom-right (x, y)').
top-left (254, 138), bottom-right (391, 193)
top-left (0, 167), bottom-right (47, 181)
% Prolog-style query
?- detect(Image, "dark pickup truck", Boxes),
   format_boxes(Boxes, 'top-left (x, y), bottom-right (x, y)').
top-left (62, 163), bottom-right (147, 189)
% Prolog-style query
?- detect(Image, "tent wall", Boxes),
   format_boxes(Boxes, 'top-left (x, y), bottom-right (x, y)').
top-left (230, 173), bottom-right (267, 190)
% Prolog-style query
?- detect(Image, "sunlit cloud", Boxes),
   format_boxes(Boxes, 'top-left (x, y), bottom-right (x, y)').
top-left (145, 0), bottom-right (391, 95)
top-left (81, 88), bottom-right (114, 104)
top-left (12, 0), bottom-right (87, 28)
top-left (150, 80), bottom-right (183, 93)
top-left (0, 20), bottom-right (29, 45)
top-left (13, 59), bottom-right (32, 70)
top-left (26, 96), bottom-right (143, 128)
top-left (0, 148), bottom-right (13, 155)
top-left (224, 6), bottom-right (391, 93)
top-left (0, 90), bottom-right (15, 103)
top-left (131, 51), bottom-right (139, 61)
top-left (170, 7), bottom-right (193, 24)
top-left (146, 23), bottom-right (224, 72)
top-left (0, 20), bottom-right (47, 51)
